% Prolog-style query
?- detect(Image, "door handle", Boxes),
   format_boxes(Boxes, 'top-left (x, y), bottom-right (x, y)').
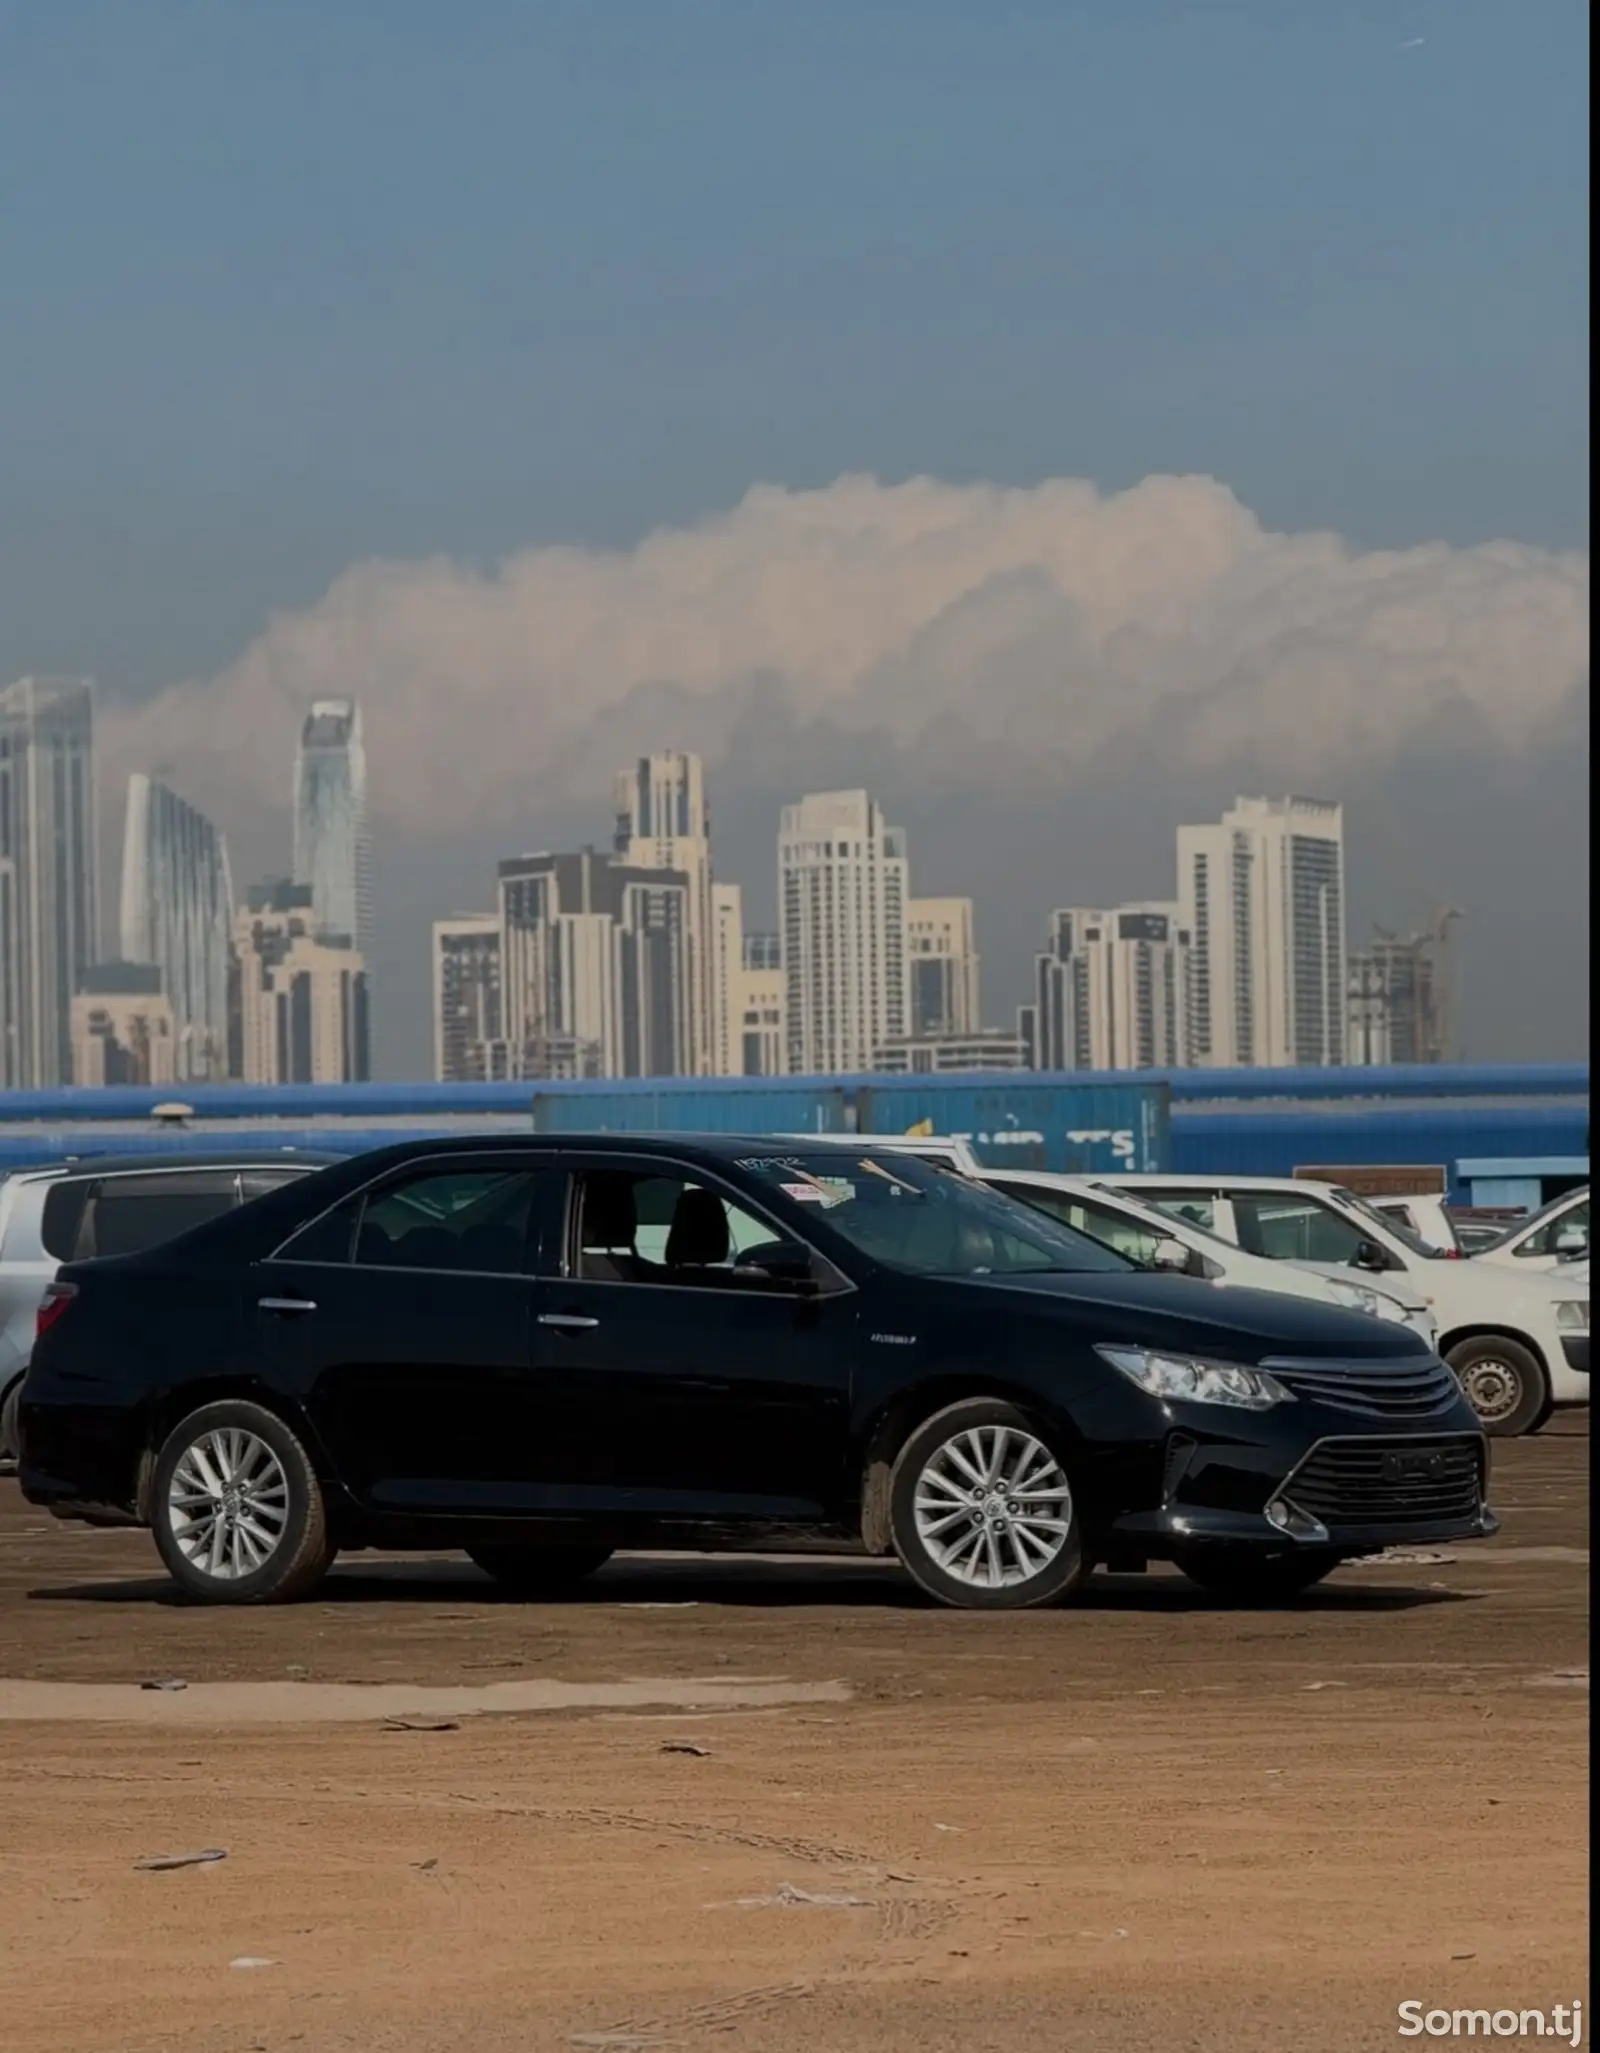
top-left (538, 1312), bottom-right (600, 1332)
top-left (259, 1296), bottom-right (318, 1316)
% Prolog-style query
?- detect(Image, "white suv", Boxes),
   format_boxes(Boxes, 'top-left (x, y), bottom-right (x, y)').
top-left (1101, 1173), bottom-right (1589, 1438)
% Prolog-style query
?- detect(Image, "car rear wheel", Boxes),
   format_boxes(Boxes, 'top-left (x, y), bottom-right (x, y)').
top-left (889, 1398), bottom-right (1088, 1611)
top-left (467, 1544), bottom-right (614, 1596)
top-left (0, 1376), bottom-right (21, 1470)
top-left (152, 1401), bottom-right (334, 1604)
top-left (1445, 1335), bottom-right (1550, 1437)
top-left (1178, 1547), bottom-right (1341, 1602)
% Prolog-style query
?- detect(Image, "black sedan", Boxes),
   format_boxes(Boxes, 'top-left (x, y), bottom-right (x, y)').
top-left (20, 1134), bottom-right (1496, 1610)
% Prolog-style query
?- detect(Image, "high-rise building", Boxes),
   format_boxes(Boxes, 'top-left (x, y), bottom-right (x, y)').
top-left (1348, 922), bottom-right (1455, 1067)
top-left (1031, 904), bottom-right (1192, 1071)
top-left (498, 849), bottom-right (691, 1079)
top-left (906, 896), bottom-right (981, 1038)
top-left (1177, 796), bottom-right (1346, 1068)
top-left (710, 881), bottom-right (745, 1077)
top-left (431, 915), bottom-right (504, 1082)
top-left (118, 774), bottom-right (235, 1081)
top-left (875, 1029), bottom-right (1028, 1075)
top-left (778, 789), bottom-right (907, 1076)
top-left (234, 880), bottom-right (370, 1084)
top-left (732, 963), bottom-right (785, 1077)
top-left (614, 752), bottom-right (715, 1075)
top-left (0, 676), bottom-right (99, 1088)
top-left (742, 931), bottom-right (782, 972)
top-left (293, 699), bottom-right (372, 954)
top-left (71, 962), bottom-right (176, 1087)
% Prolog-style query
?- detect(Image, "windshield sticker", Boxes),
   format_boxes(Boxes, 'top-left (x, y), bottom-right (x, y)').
top-left (781, 1182), bottom-right (828, 1202)
top-left (781, 1177), bottom-right (854, 1208)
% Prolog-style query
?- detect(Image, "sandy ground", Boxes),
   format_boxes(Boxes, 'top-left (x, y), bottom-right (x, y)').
top-left (0, 1421), bottom-right (1588, 2052)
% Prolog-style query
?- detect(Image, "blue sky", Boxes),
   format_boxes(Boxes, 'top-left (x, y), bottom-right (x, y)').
top-left (1, 0), bottom-right (1588, 702)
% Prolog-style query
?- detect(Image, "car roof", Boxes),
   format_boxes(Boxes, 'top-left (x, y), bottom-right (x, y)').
top-left (1104, 1173), bottom-right (1343, 1191)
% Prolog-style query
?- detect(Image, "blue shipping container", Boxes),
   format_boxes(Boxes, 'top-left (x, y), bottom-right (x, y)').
top-left (530, 1076), bottom-right (1170, 1174)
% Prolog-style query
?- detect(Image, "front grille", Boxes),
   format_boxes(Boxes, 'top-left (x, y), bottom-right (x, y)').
top-left (1269, 1357), bottom-right (1462, 1420)
top-left (1281, 1435), bottom-right (1484, 1529)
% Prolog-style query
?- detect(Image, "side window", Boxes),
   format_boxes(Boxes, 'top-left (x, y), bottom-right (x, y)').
top-left (355, 1168), bottom-right (540, 1274)
top-left (1232, 1194), bottom-right (1367, 1264)
top-left (80, 1173), bottom-right (243, 1259)
top-left (1521, 1200), bottom-right (1589, 1257)
top-left (277, 1196), bottom-right (361, 1265)
top-left (573, 1169), bottom-right (791, 1288)
top-left (40, 1182), bottom-right (92, 1261)
top-left (1142, 1189), bottom-right (1218, 1232)
top-left (1007, 1186), bottom-right (1165, 1265)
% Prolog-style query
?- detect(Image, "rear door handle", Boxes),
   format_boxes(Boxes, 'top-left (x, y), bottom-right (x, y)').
top-left (259, 1296), bottom-right (318, 1316)
top-left (538, 1312), bottom-right (600, 1332)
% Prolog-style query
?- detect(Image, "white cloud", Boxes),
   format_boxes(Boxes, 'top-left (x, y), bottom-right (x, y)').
top-left (103, 472), bottom-right (1590, 835)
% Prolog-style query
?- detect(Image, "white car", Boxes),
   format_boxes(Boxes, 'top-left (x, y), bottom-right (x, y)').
top-left (980, 1169), bottom-right (1437, 1344)
top-left (1101, 1173), bottom-right (1589, 1438)
top-left (1472, 1187), bottom-right (1589, 1274)
top-left (1368, 1192), bottom-right (1462, 1254)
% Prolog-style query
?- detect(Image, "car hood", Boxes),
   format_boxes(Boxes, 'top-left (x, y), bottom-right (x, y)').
top-left (960, 1268), bottom-right (1432, 1362)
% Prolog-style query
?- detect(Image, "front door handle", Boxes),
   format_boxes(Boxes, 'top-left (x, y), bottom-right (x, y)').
top-left (538, 1312), bottom-right (600, 1332)
top-left (259, 1296), bottom-right (318, 1316)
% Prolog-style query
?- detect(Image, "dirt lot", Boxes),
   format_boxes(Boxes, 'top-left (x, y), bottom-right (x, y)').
top-left (0, 1422), bottom-right (1588, 2053)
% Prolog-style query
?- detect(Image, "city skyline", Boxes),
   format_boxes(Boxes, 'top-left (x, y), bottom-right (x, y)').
top-left (0, 674), bottom-right (1560, 1087)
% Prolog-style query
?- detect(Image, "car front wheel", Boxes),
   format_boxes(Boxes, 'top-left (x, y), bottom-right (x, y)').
top-left (1445, 1335), bottom-right (1550, 1437)
top-left (889, 1398), bottom-right (1089, 1611)
top-left (152, 1401), bottom-right (335, 1604)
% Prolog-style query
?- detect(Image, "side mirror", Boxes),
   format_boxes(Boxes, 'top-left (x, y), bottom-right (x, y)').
top-left (1352, 1238), bottom-right (1392, 1274)
top-left (1151, 1238), bottom-right (1194, 1275)
top-left (734, 1239), bottom-right (817, 1287)
top-left (1554, 1228), bottom-right (1589, 1258)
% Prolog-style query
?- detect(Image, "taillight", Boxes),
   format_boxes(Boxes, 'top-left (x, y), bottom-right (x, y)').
top-left (36, 1281), bottom-right (77, 1340)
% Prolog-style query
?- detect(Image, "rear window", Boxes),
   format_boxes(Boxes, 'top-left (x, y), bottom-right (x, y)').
top-left (79, 1172), bottom-right (241, 1259)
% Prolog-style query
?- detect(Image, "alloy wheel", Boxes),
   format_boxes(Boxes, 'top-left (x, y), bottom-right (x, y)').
top-left (911, 1424), bottom-right (1074, 1591)
top-left (167, 1427), bottom-right (292, 1580)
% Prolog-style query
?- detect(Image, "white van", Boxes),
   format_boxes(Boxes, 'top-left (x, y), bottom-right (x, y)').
top-left (1101, 1173), bottom-right (1588, 1438)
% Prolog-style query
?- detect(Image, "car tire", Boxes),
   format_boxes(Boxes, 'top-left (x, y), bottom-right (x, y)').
top-left (1445, 1335), bottom-right (1551, 1437)
top-left (0, 1376), bottom-right (21, 1470)
top-left (1178, 1547), bottom-right (1341, 1602)
top-left (467, 1544), bottom-right (614, 1596)
top-left (151, 1401), bottom-right (334, 1605)
top-left (888, 1397), bottom-right (1089, 1611)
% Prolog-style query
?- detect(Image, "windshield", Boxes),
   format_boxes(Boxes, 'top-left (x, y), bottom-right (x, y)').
top-left (1328, 1188), bottom-right (1445, 1258)
top-left (734, 1151), bottom-right (1133, 1277)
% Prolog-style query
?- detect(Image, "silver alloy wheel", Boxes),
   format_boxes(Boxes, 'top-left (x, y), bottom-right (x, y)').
top-left (1457, 1356), bottom-right (1521, 1425)
top-left (912, 1424), bottom-right (1073, 1590)
top-left (167, 1427), bottom-right (292, 1581)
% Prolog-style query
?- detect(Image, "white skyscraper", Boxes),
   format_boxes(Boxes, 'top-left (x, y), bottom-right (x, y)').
top-left (118, 774), bottom-right (235, 1081)
top-left (234, 881), bottom-right (370, 1084)
top-left (498, 849), bottom-right (691, 1080)
top-left (1177, 795), bottom-right (1347, 1068)
top-left (614, 751), bottom-right (715, 1075)
top-left (293, 699), bottom-right (372, 954)
top-left (906, 896), bottom-right (981, 1038)
top-left (778, 789), bottom-right (907, 1076)
top-left (709, 880), bottom-right (745, 1077)
top-left (431, 915), bottom-right (505, 1082)
top-left (0, 677), bottom-right (99, 1088)
top-left (1031, 904), bottom-right (1192, 1071)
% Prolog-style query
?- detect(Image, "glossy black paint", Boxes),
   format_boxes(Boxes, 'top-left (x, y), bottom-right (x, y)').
top-left (20, 1133), bottom-right (1498, 1568)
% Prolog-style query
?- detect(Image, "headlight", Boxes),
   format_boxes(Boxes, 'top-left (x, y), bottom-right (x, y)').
top-left (1095, 1344), bottom-right (1293, 1411)
top-left (1324, 1280), bottom-right (1408, 1323)
top-left (1555, 1300), bottom-right (1590, 1332)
